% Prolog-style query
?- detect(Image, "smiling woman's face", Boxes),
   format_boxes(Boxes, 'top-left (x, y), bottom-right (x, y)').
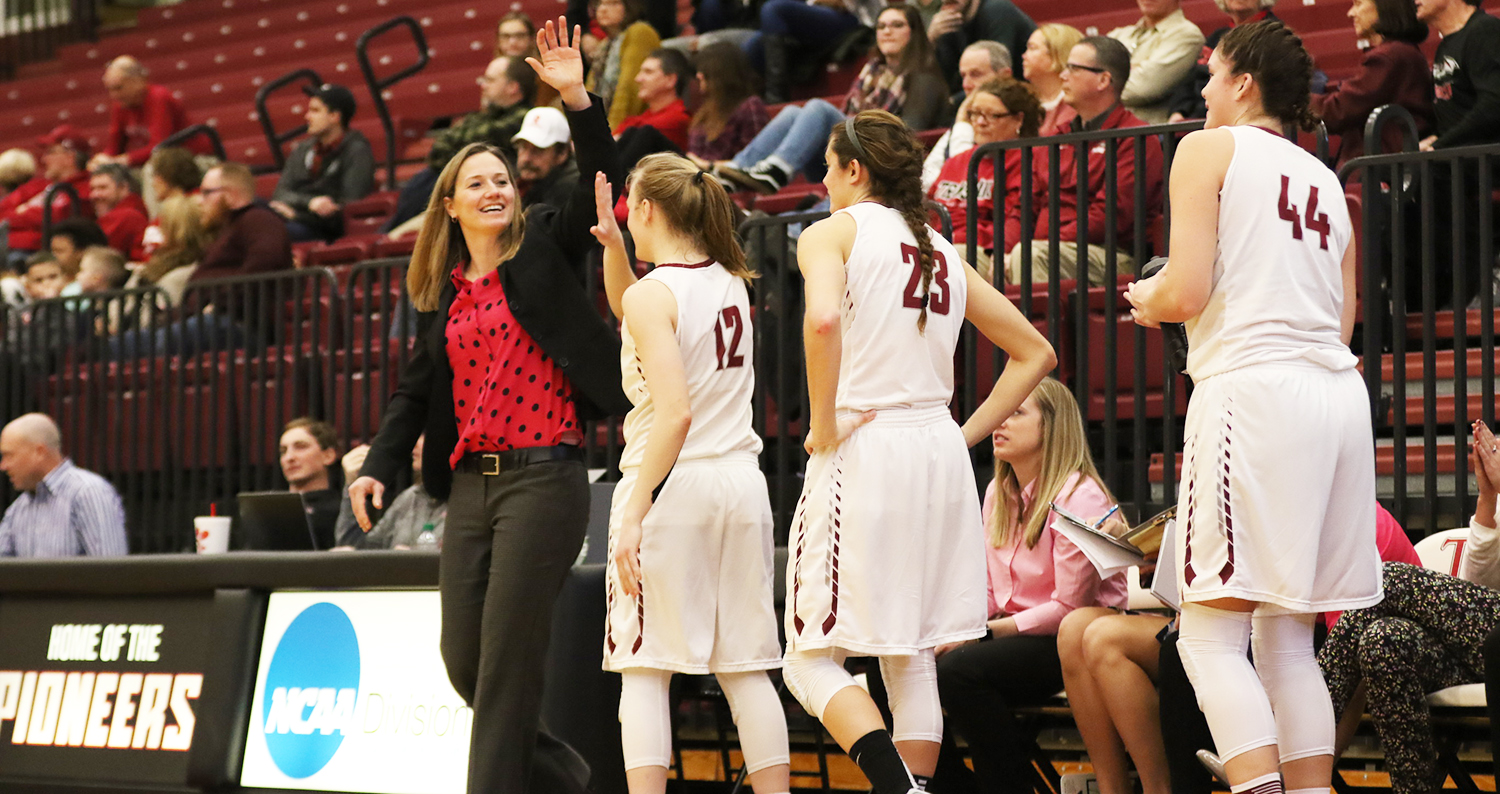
top-left (445, 151), bottom-right (518, 235)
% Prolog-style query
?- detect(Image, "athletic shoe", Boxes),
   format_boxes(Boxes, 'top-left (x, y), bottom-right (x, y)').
top-left (718, 161), bottom-right (787, 195)
top-left (1196, 749), bottom-right (1228, 785)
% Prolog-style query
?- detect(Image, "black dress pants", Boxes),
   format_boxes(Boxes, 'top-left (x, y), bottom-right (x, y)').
top-left (931, 635), bottom-right (1064, 794)
top-left (442, 461), bottom-right (591, 793)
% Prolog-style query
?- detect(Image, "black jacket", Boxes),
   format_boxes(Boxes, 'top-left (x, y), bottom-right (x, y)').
top-left (360, 95), bottom-right (631, 500)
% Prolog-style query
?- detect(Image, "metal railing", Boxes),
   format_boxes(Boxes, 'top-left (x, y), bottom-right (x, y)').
top-left (39, 179), bottom-right (82, 239)
top-left (253, 68), bottom-right (323, 172)
top-left (0, 0), bottom-right (96, 80)
top-left (356, 15), bottom-right (429, 191)
top-left (156, 123), bottom-right (228, 162)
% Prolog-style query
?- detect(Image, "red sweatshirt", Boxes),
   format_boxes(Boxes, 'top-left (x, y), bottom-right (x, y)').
top-left (106, 84), bottom-right (190, 167)
top-left (97, 193), bottom-right (150, 261)
top-left (0, 171), bottom-right (94, 252)
top-left (1029, 103), bottom-right (1164, 250)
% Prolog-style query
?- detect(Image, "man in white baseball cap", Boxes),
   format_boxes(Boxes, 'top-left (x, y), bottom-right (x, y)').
top-left (511, 107), bottom-right (577, 211)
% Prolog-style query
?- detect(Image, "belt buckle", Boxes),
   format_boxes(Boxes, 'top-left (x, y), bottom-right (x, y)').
top-left (481, 453), bottom-right (501, 476)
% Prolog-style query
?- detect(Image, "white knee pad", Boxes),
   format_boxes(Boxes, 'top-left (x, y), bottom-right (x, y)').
top-left (717, 671), bottom-right (792, 774)
top-left (782, 648), bottom-right (856, 720)
top-left (618, 669), bottom-right (674, 771)
top-left (879, 651), bottom-right (942, 744)
top-left (1176, 604), bottom-right (1277, 762)
top-left (1251, 612), bottom-right (1334, 763)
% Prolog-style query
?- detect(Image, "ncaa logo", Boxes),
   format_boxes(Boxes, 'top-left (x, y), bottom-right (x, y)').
top-left (260, 602), bottom-right (361, 778)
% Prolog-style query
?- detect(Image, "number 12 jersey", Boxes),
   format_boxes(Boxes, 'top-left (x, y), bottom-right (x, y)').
top-left (1185, 125), bottom-right (1356, 382)
top-left (618, 261), bottom-right (763, 471)
top-left (835, 202), bottom-right (970, 413)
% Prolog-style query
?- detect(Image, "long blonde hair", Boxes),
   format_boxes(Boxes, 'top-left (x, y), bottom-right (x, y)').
top-left (990, 378), bottom-right (1113, 549)
top-left (408, 142), bottom-right (527, 311)
top-left (628, 153), bottom-right (753, 281)
top-left (141, 194), bottom-right (210, 284)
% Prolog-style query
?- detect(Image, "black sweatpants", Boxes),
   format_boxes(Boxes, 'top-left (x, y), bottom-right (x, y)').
top-left (931, 635), bottom-right (1064, 794)
top-left (441, 462), bottom-right (591, 793)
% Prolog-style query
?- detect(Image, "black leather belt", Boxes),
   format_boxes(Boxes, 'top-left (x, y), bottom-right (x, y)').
top-left (455, 445), bottom-right (584, 475)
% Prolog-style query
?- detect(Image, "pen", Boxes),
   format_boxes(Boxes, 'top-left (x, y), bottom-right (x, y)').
top-left (1092, 504), bottom-right (1121, 530)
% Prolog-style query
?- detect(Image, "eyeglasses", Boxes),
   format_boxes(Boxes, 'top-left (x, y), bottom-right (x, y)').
top-left (970, 109), bottom-right (1020, 123)
top-left (1063, 62), bottom-right (1108, 75)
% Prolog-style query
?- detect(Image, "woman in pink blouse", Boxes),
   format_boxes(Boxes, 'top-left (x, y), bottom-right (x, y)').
top-left (932, 377), bottom-right (1127, 792)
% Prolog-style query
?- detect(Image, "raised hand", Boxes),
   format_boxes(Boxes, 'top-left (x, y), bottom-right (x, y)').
top-left (526, 17), bottom-right (589, 109)
top-left (589, 171), bottom-right (625, 251)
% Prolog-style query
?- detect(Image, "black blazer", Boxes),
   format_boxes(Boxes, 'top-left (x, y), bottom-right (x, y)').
top-left (361, 94), bottom-right (632, 500)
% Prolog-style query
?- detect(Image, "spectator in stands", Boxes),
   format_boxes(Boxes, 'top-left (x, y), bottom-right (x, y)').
top-left (22, 255), bottom-right (69, 301)
top-left (616, 49), bottom-right (694, 151)
top-left (1418, 0), bottom-right (1500, 150)
top-left (46, 218), bottom-right (110, 294)
top-left (138, 147), bottom-right (202, 260)
top-left (1166, 0), bottom-right (1280, 123)
top-left (0, 125), bottom-right (93, 266)
top-left (277, 417), bottom-right (342, 550)
top-left (0, 149), bottom-right (35, 195)
top-left (496, 12), bottom-right (562, 107)
top-left (333, 438), bottom-right (447, 549)
top-left (927, 77), bottom-right (1041, 280)
top-left (1023, 23), bottom-right (1086, 136)
top-left (1008, 37), bottom-right (1162, 285)
top-left (928, 0), bottom-right (1035, 94)
top-left (196, 163), bottom-right (293, 279)
top-left (513, 107), bottom-right (582, 209)
top-left (0, 413), bottom-right (127, 557)
top-left (585, 0), bottom-right (663, 129)
top-left (89, 163), bottom-right (149, 261)
top-left (930, 378), bottom-right (1127, 793)
top-left (1107, 0), bottom-right (1206, 123)
top-left (91, 56), bottom-right (190, 170)
top-left (684, 43), bottom-right (769, 169)
top-left (269, 84), bottom-right (376, 242)
top-left (1311, 0), bottom-right (1433, 167)
top-left (718, 5), bottom-right (947, 194)
top-left (128, 195), bottom-right (207, 307)
top-left (384, 57), bottom-right (537, 233)
top-left (922, 41), bottom-right (1012, 191)
top-left (742, 0), bottom-right (882, 103)
top-left (76, 246), bottom-right (129, 294)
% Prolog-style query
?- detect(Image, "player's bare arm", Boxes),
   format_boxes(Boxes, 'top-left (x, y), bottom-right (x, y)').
top-left (799, 213), bottom-right (872, 452)
top-left (591, 171), bottom-right (638, 318)
top-left (614, 279), bottom-right (687, 597)
top-left (1125, 128), bottom-right (1232, 326)
top-left (959, 265), bottom-right (1056, 448)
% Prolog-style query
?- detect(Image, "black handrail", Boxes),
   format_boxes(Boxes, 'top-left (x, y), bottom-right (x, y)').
top-left (155, 123), bottom-right (227, 162)
top-left (356, 16), bottom-right (431, 190)
top-left (40, 181), bottom-right (83, 239)
top-left (253, 68), bottom-right (323, 172)
top-left (1364, 103), bottom-right (1421, 156)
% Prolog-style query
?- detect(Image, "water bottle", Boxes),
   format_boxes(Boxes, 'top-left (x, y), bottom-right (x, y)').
top-left (415, 522), bottom-right (438, 550)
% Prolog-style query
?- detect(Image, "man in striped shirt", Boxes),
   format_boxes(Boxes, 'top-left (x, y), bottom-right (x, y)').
top-left (0, 413), bottom-right (127, 557)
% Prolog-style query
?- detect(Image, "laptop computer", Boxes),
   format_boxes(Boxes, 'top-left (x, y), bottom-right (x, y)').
top-left (236, 491), bottom-right (320, 551)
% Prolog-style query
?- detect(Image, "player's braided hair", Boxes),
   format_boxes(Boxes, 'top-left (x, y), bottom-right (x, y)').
top-left (1217, 20), bottom-right (1320, 132)
top-left (628, 152), bottom-right (754, 281)
top-left (829, 110), bottom-right (935, 332)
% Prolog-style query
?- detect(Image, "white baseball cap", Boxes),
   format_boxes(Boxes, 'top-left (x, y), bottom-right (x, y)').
top-left (512, 107), bottom-right (570, 149)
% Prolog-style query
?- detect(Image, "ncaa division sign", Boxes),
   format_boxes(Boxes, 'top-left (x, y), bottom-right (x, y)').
top-left (242, 591), bottom-right (471, 794)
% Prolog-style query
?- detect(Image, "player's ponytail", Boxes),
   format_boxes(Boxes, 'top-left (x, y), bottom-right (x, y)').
top-left (628, 152), bottom-right (754, 281)
top-left (830, 111), bottom-right (935, 332)
top-left (1217, 20), bottom-right (1319, 132)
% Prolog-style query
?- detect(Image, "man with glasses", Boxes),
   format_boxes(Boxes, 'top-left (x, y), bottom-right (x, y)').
top-left (1006, 36), bottom-right (1164, 286)
top-left (1107, 0), bottom-right (1204, 123)
top-left (382, 57), bottom-right (536, 233)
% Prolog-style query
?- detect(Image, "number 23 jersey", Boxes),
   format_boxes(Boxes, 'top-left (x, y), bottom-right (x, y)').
top-left (835, 202), bottom-right (970, 413)
top-left (1185, 126), bottom-right (1356, 382)
top-left (618, 261), bottom-right (762, 471)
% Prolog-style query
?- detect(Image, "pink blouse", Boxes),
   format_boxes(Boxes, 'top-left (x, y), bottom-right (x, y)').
top-left (985, 472), bottom-right (1129, 635)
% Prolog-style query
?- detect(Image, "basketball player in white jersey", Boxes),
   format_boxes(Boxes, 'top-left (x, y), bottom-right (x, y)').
top-left (783, 110), bottom-right (1055, 794)
top-left (1125, 21), bottom-right (1380, 794)
top-left (589, 154), bottom-right (791, 794)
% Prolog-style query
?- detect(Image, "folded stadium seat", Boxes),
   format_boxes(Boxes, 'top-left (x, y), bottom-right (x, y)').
top-left (306, 240), bottom-right (374, 267)
top-left (1077, 282), bottom-right (1187, 423)
top-left (344, 191), bottom-right (398, 222)
top-left (753, 183), bottom-right (827, 215)
top-left (372, 235), bottom-right (417, 258)
top-left (914, 127), bottom-right (946, 153)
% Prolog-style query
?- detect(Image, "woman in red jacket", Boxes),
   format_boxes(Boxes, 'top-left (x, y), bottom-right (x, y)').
top-left (1311, 0), bottom-right (1433, 167)
top-left (925, 76), bottom-right (1041, 282)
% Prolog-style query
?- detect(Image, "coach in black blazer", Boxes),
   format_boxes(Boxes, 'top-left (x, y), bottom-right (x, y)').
top-left (350, 21), bottom-right (630, 794)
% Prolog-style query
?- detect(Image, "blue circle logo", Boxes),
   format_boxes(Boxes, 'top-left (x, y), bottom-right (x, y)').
top-left (261, 602), bottom-right (361, 778)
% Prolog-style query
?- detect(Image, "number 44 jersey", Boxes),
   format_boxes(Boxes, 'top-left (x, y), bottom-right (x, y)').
top-left (618, 260), bottom-right (763, 471)
top-left (834, 202), bottom-right (970, 413)
top-left (1184, 126), bottom-right (1356, 382)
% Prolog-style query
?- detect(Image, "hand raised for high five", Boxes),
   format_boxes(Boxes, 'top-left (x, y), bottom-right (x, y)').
top-left (589, 171), bottom-right (625, 252)
top-left (526, 17), bottom-right (590, 110)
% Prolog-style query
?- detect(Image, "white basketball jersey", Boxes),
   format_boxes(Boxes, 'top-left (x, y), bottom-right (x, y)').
top-left (834, 202), bottom-right (969, 412)
top-left (618, 262), bottom-right (762, 471)
top-left (1185, 126), bottom-right (1356, 381)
